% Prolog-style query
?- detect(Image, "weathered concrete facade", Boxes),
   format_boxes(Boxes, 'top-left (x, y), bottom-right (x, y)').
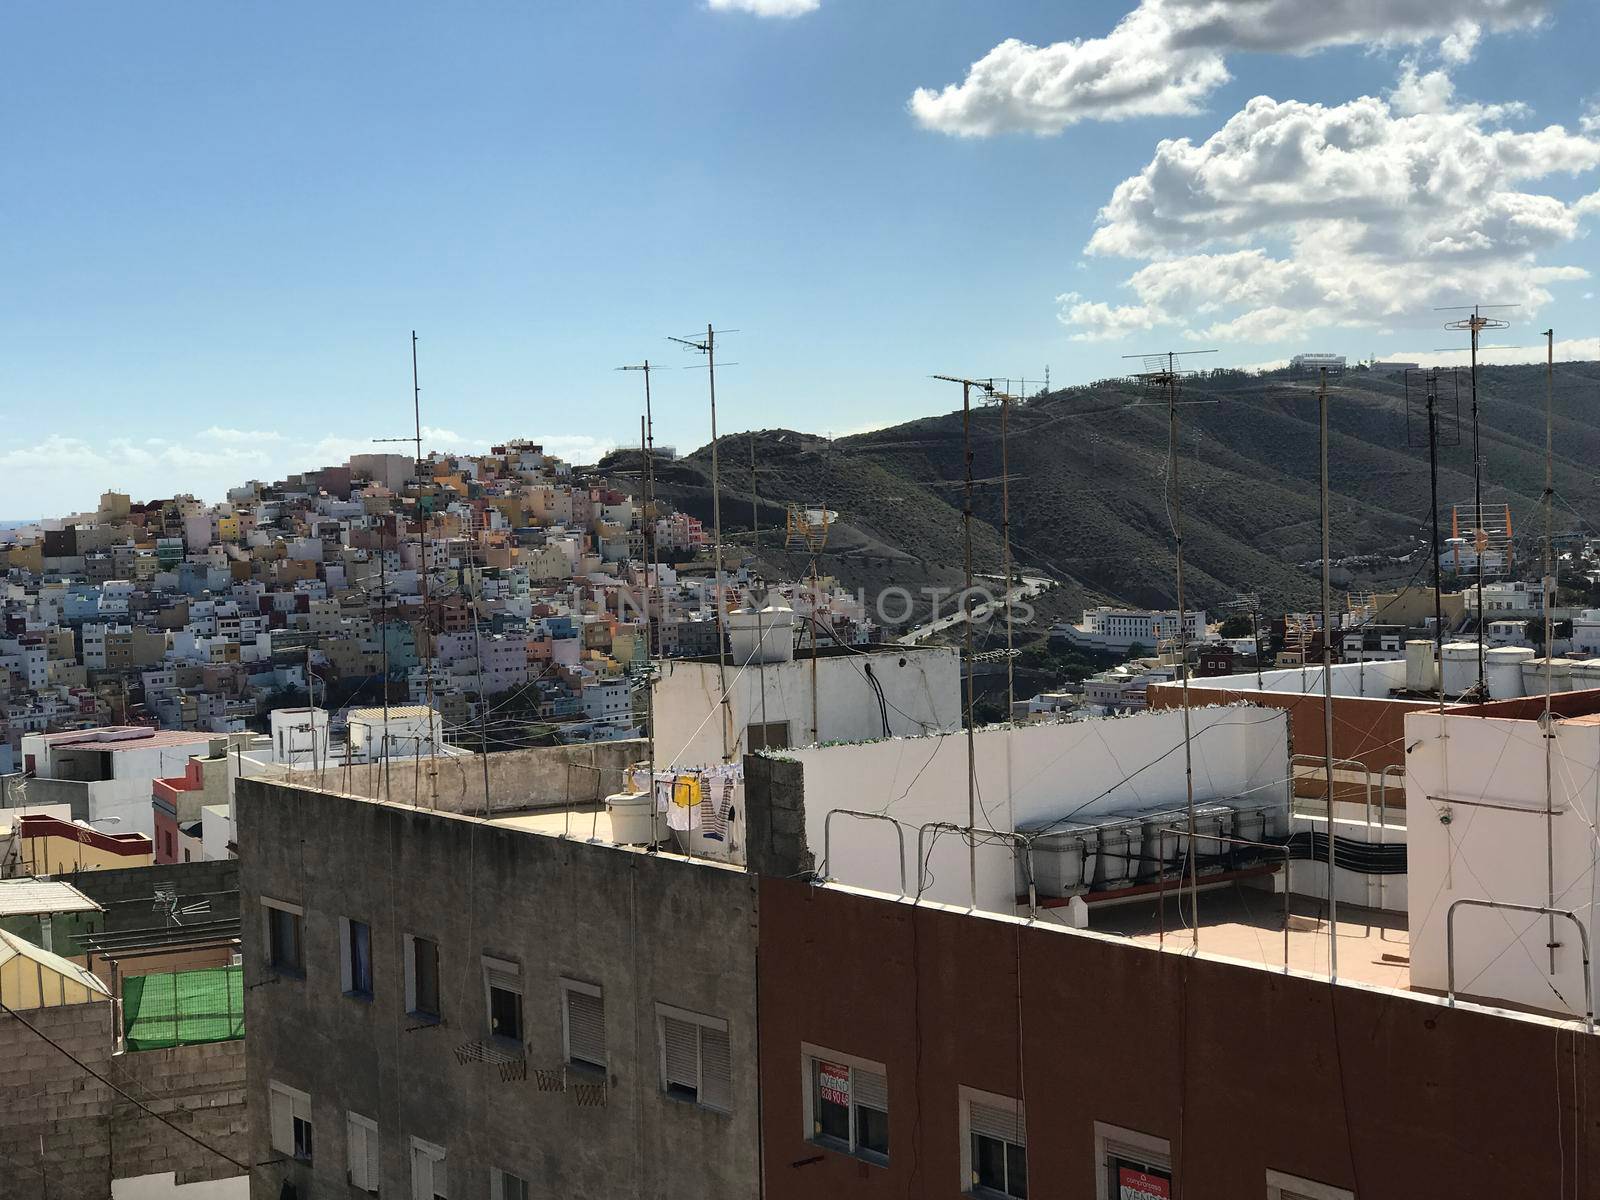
top-left (0, 1000), bottom-right (248, 1199)
top-left (238, 776), bottom-right (760, 1200)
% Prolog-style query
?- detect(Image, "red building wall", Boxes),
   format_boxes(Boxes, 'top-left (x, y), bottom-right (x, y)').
top-left (757, 876), bottom-right (1600, 1199)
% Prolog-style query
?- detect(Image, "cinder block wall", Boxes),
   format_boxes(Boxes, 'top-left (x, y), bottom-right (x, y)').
top-left (0, 1001), bottom-right (248, 1199)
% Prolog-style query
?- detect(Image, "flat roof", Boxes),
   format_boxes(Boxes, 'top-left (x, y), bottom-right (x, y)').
top-left (0, 878), bottom-right (103, 918)
top-left (1081, 886), bottom-right (1410, 991)
top-left (47, 728), bottom-right (218, 752)
top-left (348, 706), bottom-right (438, 722)
top-left (677, 643), bottom-right (948, 666)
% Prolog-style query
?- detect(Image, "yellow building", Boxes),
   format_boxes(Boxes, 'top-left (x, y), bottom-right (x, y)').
top-left (0, 928), bottom-right (112, 1009)
top-left (17, 814), bottom-right (155, 875)
top-left (216, 514), bottom-right (240, 542)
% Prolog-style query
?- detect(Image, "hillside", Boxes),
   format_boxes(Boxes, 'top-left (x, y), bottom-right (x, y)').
top-left (609, 360), bottom-right (1600, 631)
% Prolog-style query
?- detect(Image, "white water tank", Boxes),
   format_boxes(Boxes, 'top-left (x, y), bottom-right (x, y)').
top-left (1571, 659), bottom-right (1600, 692)
top-left (1485, 647), bottom-right (1534, 700)
top-left (1405, 640), bottom-right (1437, 693)
top-left (605, 791), bottom-right (666, 845)
top-left (1522, 657), bottom-right (1576, 695)
top-left (727, 602), bottom-right (795, 665)
top-left (1440, 642), bottom-right (1480, 699)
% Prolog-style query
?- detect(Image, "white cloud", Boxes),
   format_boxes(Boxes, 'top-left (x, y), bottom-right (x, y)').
top-left (1058, 81), bottom-right (1600, 343)
top-left (910, 0), bottom-right (1546, 136)
top-left (201, 426), bottom-right (286, 444)
top-left (707, 0), bottom-right (818, 16)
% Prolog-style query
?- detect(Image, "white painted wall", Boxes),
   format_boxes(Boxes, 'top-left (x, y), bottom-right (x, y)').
top-left (113, 1171), bottom-right (249, 1199)
top-left (1406, 708), bottom-right (1600, 1019)
top-left (1189, 659), bottom-right (1409, 699)
top-left (789, 705), bottom-right (1289, 915)
top-left (654, 648), bottom-right (961, 770)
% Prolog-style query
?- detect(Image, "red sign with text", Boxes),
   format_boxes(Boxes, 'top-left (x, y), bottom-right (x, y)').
top-left (819, 1062), bottom-right (850, 1108)
top-left (1119, 1166), bottom-right (1172, 1200)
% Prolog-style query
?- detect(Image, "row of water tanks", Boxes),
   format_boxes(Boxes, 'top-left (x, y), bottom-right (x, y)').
top-left (1021, 799), bottom-right (1292, 897)
top-left (1406, 639), bottom-right (1600, 700)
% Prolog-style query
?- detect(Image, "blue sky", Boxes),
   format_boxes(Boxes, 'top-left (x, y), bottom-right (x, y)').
top-left (4, 0), bottom-right (1599, 515)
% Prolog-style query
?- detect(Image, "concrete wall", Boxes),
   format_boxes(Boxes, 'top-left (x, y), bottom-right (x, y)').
top-left (779, 706), bottom-right (1288, 914)
top-left (268, 739), bottom-right (647, 816)
top-left (237, 777), bottom-right (760, 1200)
top-left (758, 874), bottom-right (1600, 1200)
top-left (1406, 708), bottom-right (1600, 1017)
top-left (654, 648), bottom-right (961, 770)
top-left (1149, 681), bottom-right (1432, 796)
top-left (0, 1000), bottom-right (248, 1200)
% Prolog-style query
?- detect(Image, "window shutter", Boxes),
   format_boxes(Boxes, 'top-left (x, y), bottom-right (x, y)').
top-left (969, 1101), bottom-right (1024, 1145)
top-left (567, 987), bottom-right (605, 1067)
top-left (699, 1024), bottom-right (732, 1112)
top-left (404, 937), bottom-right (418, 1013)
top-left (661, 1016), bottom-right (698, 1091)
top-left (853, 1068), bottom-right (888, 1112)
top-left (270, 1088), bottom-right (294, 1156)
top-left (484, 960), bottom-right (519, 994)
top-left (365, 1123), bottom-right (380, 1193)
top-left (339, 918), bottom-right (353, 993)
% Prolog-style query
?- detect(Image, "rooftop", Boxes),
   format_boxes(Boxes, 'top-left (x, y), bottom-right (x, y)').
top-left (45, 727), bottom-right (220, 752)
top-left (347, 705), bottom-right (438, 722)
top-left (0, 878), bottom-right (103, 918)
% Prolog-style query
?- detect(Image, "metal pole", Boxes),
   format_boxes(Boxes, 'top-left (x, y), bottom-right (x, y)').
top-left (1168, 359), bottom-right (1199, 945)
top-left (379, 517), bottom-right (391, 801)
top-left (962, 381), bottom-right (978, 908)
top-left (1470, 314), bottom-right (1485, 694)
top-left (1427, 376), bottom-right (1445, 717)
top-left (412, 331), bottom-right (439, 807)
top-left (641, 411), bottom-right (659, 852)
top-left (1001, 389), bottom-right (1015, 714)
top-left (1544, 328), bottom-right (1557, 974)
top-left (1319, 367), bottom-right (1338, 982)
top-left (707, 325), bottom-right (732, 762)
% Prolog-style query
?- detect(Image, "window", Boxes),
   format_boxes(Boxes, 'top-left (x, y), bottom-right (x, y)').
top-left (1094, 1123), bottom-right (1171, 1200)
top-left (657, 1004), bottom-right (732, 1112)
top-left (490, 1169), bottom-right (529, 1200)
top-left (268, 1081), bottom-right (313, 1163)
top-left (405, 935), bottom-right (441, 1020)
top-left (1265, 1171), bottom-right (1355, 1200)
top-left (962, 1087), bottom-right (1027, 1198)
top-left (746, 720), bottom-right (790, 752)
top-left (341, 917), bottom-right (373, 999)
top-left (409, 1137), bottom-right (447, 1200)
top-left (262, 899), bottom-right (303, 975)
top-left (561, 978), bottom-right (606, 1072)
top-left (483, 956), bottom-right (522, 1044)
top-left (802, 1044), bottom-right (889, 1165)
top-left (347, 1111), bottom-right (380, 1194)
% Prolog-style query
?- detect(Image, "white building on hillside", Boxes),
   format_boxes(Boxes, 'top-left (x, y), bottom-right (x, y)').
top-left (1055, 607), bottom-right (1208, 654)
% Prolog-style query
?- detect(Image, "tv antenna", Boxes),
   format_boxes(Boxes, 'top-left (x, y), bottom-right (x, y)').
top-left (1121, 348), bottom-right (1216, 949)
top-left (931, 373), bottom-right (1011, 910)
top-left (617, 360), bottom-right (664, 851)
top-left (982, 376), bottom-right (1044, 713)
top-left (1437, 304), bottom-right (1516, 697)
top-left (1405, 368), bottom-right (1462, 712)
top-left (372, 331), bottom-right (439, 806)
top-left (669, 326), bottom-right (737, 762)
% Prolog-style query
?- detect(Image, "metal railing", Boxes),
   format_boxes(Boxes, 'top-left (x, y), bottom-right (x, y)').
top-left (821, 809), bottom-right (908, 899)
top-left (1446, 898), bottom-right (1593, 1031)
top-left (913, 821), bottom-right (1037, 918)
top-left (1155, 827), bottom-right (1293, 970)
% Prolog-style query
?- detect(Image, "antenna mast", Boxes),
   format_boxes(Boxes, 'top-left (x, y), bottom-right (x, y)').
top-left (1440, 303), bottom-right (1515, 698)
top-left (1123, 347), bottom-right (1216, 946)
top-left (619, 361), bottom-right (662, 851)
top-left (1542, 328), bottom-right (1557, 975)
top-left (669, 326), bottom-right (735, 761)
